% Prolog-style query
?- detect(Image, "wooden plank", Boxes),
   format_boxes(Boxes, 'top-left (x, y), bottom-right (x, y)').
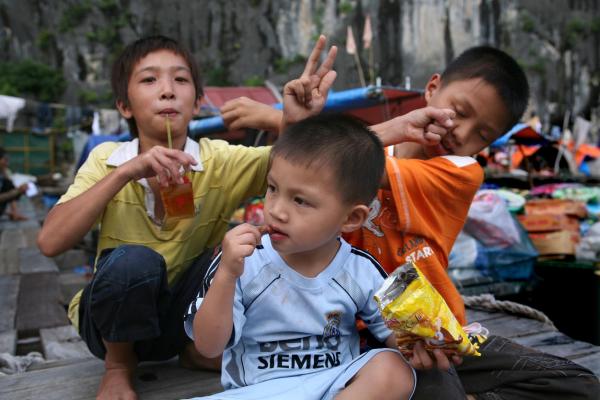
top-left (58, 272), bottom-right (90, 306)
top-left (16, 273), bottom-right (68, 331)
top-left (466, 308), bottom-right (506, 323)
top-left (40, 325), bottom-right (92, 360)
top-left (0, 357), bottom-right (223, 400)
top-left (0, 248), bottom-right (19, 275)
top-left (482, 315), bottom-right (556, 338)
top-left (18, 248), bottom-right (58, 274)
top-left (512, 331), bottom-right (600, 359)
top-left (0, 229), bottom-right (25, 250)
top-left (21, 227), bottom-right (40, 248)
top-left (0, 330), bottom-right (16, 354)
top-left (0, 275), bottom-right (20, 332)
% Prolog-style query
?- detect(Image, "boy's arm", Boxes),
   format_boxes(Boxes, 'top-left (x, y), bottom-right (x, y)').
top-left (192, 223), bottom-right (261, 358)
top-left (37, 146), bottom-right (197, 256)
top-left (221, 97), bottom-right (283, 133)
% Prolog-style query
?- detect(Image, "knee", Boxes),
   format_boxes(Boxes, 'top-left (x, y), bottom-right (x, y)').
top-left (93, 245), bottom-right (166, 293)
top-left (368, 352), bottom-right (415, 398)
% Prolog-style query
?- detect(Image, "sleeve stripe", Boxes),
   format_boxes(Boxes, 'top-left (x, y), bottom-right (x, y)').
top-left (386, 156), bottom-right (411, 232)
top-left (350, 247), bottom-right (387, 278)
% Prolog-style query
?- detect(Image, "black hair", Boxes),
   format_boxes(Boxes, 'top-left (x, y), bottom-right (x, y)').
top-left (271, 114), bottom-right (384, 205)
top-left (442, 46), bottom-right (529, 131)
top-left (111, 35), bottom-right (203, 137)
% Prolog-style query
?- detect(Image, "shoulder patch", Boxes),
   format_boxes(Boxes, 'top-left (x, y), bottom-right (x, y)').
top-left (440, 155), bottom-right (477, 168)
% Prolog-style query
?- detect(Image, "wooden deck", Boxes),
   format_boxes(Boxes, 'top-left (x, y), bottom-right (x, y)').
top-left (0, 197), bottom-right (598, 399)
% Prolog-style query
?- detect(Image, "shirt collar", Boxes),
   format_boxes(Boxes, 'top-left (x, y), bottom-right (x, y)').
top-left (106, 137), bottom-right (204, 171)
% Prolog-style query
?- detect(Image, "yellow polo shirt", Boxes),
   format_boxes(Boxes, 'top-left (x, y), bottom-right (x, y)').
top-left (62, 137), bottom-right (270, 329)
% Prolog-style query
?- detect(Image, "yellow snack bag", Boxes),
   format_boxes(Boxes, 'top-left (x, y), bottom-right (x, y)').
top-left (374, 262), bottom-right (484, 357)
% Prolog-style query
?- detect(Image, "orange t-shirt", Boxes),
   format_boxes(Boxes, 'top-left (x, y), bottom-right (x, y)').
top-left (345, 155), bottom-right (483, 325)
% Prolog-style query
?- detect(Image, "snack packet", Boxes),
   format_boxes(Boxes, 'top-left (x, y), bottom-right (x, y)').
top-left (375, 262), bottom-right (485, 357)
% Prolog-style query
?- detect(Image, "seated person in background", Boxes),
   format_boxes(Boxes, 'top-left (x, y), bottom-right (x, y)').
top-left (0, 147), bottom-right (28, 220)
top-left (186, 114), bottom-right (415, 400)
top-left (217, 45), bottom-right (600, 399)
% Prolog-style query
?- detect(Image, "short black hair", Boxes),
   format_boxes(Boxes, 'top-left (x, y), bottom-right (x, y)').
top-left (441, 46), bottom-right (529, 131)
top-left (111, 35), bottom-right (203, 137)
top-left (271, 114), bottom-right (384, 205)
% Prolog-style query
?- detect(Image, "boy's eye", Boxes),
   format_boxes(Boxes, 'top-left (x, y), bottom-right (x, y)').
top-left (294, 197), bottom-right (307, 206)
top-left (266, 184), bottom-right (276, 193)
top-left (140, 76), bottom-right (156, 83)
top-left (175, 76), bottom-right (189, 83)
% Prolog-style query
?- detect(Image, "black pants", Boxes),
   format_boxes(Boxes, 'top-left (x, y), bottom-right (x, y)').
top-left (78, 244), bottom-right (214, 362)
top-left (411, 335), bottom-right (599, 400)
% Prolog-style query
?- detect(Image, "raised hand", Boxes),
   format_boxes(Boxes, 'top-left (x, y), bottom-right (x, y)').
top-left (282, 35), bottom-right (338, 127)
top-left (120, 146), bottom-right (197, 187)
top-left (221, 97), bottom-right (282, 132)
top-left (377, 107), bottom-right (456, 148)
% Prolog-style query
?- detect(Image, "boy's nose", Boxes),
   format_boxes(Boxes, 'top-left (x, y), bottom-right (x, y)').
top-left (268, 201), bottom-right (287, 222)
top-left (160, 80), bottom-right (175, 100)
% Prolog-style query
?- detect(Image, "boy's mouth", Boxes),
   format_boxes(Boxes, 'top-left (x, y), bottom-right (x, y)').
top-left (159, 109), bottom-right (179, 118)
top-left (268, 225), bottom-right (288, 241)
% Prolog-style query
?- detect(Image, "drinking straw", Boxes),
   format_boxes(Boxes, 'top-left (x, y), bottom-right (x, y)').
top-left (166, 116), bottom-right (172, 149)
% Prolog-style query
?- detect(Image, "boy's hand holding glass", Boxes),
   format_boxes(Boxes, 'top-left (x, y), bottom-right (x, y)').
top-left (158, 117), bottom-right (195, 219)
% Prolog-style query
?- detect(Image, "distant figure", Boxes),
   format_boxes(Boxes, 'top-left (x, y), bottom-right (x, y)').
top-left (0, 147), bottom-right (28, 221)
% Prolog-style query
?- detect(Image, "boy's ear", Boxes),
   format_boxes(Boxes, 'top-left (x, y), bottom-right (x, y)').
top-left (340, 204), bottom-right (369, 234)
top-left (193, 97), bottom-right (202, 115)
top-left (116, 100), bottom-right (132, 119)
top-left (424, 73), bottom-right (442, 104)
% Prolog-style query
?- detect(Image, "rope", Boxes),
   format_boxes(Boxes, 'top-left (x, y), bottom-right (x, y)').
top-left (463, 293), bottom-right (556, 329)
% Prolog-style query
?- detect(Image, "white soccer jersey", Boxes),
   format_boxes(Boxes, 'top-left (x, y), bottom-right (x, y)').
top-left (184, 235), bottom-right (392, 391)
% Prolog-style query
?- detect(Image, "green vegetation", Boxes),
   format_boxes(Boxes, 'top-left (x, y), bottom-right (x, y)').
top-left (520, 13), bottom-right (535, 33)
top-left (78, 89), bottom-right (113, 106)
top-left (36, 30), bottom-right (54, 52)
top-left (274, 54), bottom-right (306, 74)
top-left (0, 60), bottom-right (65, 102)
top-left (59, 1), bottom-right (92, 33)
top-left (339, 1), bottom-right (354, 14)
top-left (206, 66), bottom-right (230, 86)
top-left (564, 18), bottom-right (587, 49)
top-left (243, 75), bottom-right (264, 86)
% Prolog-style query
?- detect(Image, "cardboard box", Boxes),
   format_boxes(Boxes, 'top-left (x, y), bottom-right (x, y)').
top-left (524, 199), bottom-right (587, 219)
top-left (517, 214), bottom-right (580, 233)
top-left (529, 230), bottom-right (580, 255)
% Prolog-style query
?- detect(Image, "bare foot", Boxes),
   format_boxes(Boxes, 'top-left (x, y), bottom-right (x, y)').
top-left (179, 342), bottom-right (222, 371)
top-left (8, 212), bottom-right (27, 221)
top-left (97, 367), bottom-right (137, 400)
top-left (466, 395), bottom-right (477, 400)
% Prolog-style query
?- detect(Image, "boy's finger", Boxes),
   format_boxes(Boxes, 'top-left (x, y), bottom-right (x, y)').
top-left (285, 79), bottom-right (306, 104)
top-left (426, 123), bottom-right (448, 137)
top-left (303, 35), bottom-right (326, 77)
top-left (315, 46), bottom-right (338, 78)
top-left (317, 70), bottom-right (337, 96)
top-left (426, 107), bottom-right (455, 128)
top-left (423, 131), bottom-right (442, 144)
top-left (299, 76), bottom-right (313, 105)
top-left (432, 349), bottom-right (451, 371)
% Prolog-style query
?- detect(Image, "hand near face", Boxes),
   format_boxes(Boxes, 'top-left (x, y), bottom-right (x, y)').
top-left (120, 146), bottom-right (197, 187)
top-left (388, 106), bottom-right (455, 148)
top-left (220, 223), bottom-right (263, 279)
top-left (221, 97), bottom-right (282, 132)
top-left (282, 35), bottom-right (337, 126)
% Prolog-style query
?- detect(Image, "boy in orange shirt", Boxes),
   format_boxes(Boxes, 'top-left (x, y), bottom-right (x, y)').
top-left (220, 46), bottom-right (599, 399)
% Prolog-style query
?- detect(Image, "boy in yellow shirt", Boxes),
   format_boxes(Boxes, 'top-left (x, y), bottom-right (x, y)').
top-left (36, 35), bottom-right (337, 399)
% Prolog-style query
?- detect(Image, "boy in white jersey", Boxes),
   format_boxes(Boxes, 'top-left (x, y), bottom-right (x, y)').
top-left (185, 114), bottom-right (415, 399)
